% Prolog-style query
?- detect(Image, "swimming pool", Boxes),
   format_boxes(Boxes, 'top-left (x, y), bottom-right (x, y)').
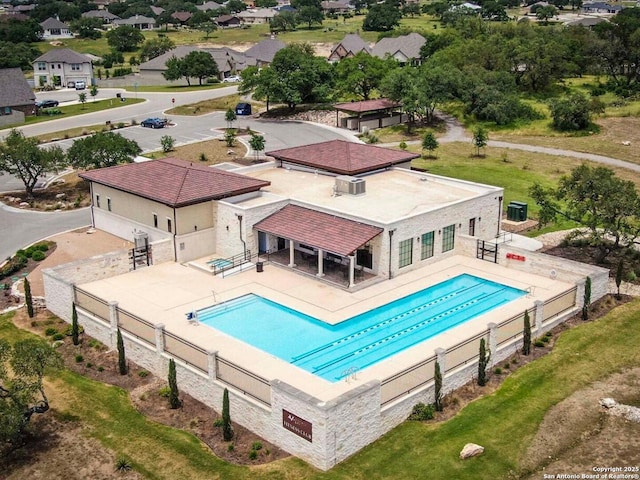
top-left (197, 274), bottom-right (525, 381)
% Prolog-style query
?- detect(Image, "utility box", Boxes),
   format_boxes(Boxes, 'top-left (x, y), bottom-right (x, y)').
top-left (507, 202), bottom-right (526, 222)
top-left (509, 201), bottom-right (528, 219)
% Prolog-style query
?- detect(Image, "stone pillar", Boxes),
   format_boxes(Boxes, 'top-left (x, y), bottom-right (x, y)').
top-left (435, 347), bottom-right (446, 375)
top-left (208, 350), bottom-right (218, 380)
top-left (348, 255), bottom-right (355, 288)
top-left (288, 240), bottom-right (296, 268)
top-left (487, 323), bottom-right (497, 365)
top-left (108, 300), bottom-right (118, 348)
top-left (316, 248), bottom-right (324, 277)
top-left (575, 278), bottom-right (586, 309)
top-left (155, 323), bottom-right (165, 357)
top-left (534, 300), bottom-right (544, 337)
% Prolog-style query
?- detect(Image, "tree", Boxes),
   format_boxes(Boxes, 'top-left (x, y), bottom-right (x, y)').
top-left (106, 26), bottom-right (144, 52)
top-left (481, 1), bottom-right (508, 21)
top-left (434, 360), bottom-right (443, 412)
top-left (0, 338), bottom-right (62, 446)
top-left (363, 3), bottom-right (402, 31)
top-left (248, 133), bottom-right (266, 161)
top-left (472, 126), bottom-right (488, 157)
top-left (90, 84), bottom-right (99, 102)
top-left (78, 92), bottom-right (87, 109)
top-left (477, 338), bottom-right (490, 386)
top-left (157, 11), bottom-right (174, 31)
top-left (224, 129), bottom-right (236, 147)
top-left (522, 309), bottom-right (531, 355)
top-left (0, 129), bottom-right (66, 197)
top-left (615, 259), bottom-right (623, 300)
top-left (24, 278), bottom-right (34, 318)
top-left (0, 41), bottom-right (41, 70)
top-left (188, 11), bottom-right (213, 29)
top-left (271, 11), bottom-right (299, 32)
top-left (226, 0), bottom-right (247, 12)
top-left (335, 52), bottom-right (395, 101)
top-left (421, 131), bottom-right (439, 158)
top-left (70, 17), bottom-right (102, 39)
top-left (67, 132), bottom-right (141, 170)
top-left (139, 36), bottom-right (176, 62)
top-left (181, 51), bottom-right (220, 85)
top-left (582, 276), bottom-right (591, 321)
top-left (530, 164), bottom-right (640, 263)
top-left (535, 5), bottom-right (557, 24)
top-left (161, 135), bottom-right (175, 153)
top-left (225, 108), bottom-right (237, 128)
top-left (199, 22), bottom-right (218, 39)
top-left (163, 55), bottom-right (184, 83)
top-left (549, 92), bottom-right (592, 131)
top-left (402, 2), bottom-right (421, 17)
top-left (71, 303), bottom-right (80, 346)
top-left (117, 328), bottom-right (127, 375)
top-left (0, 18), bottom-right (43, 43)
top-left (222, 387), bottom-right (233, 441)
top-left (168, 358), bottom-right (181, 409)
top-left (297, 5), bottom-right (324, 29)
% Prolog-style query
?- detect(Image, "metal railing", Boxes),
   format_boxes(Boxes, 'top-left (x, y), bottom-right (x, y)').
top-left (211, 249), bottom-right (254, 276)
top-left (74, 287), bottom-right (110, 321)
top-left (495, 231), bottom-right (514, 244)
top-left (216, 355), bottom-right (271, 406)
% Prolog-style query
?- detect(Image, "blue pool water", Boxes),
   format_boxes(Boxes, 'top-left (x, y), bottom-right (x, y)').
top-left (197, 274), bottom-right (525, 382)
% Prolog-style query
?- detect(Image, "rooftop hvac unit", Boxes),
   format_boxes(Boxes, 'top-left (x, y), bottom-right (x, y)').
top-left (335, 175), bottom-right (366, 196)
top-left (133, 230), bottom-right (149, 250)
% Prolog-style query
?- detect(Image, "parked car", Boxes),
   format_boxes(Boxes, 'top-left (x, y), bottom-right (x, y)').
top-left (141, 117), bottom-right (166, 129)
top-left (75, 81), bottom-right (86, 90)
top-left (222, 75), bottom-right (241, 83)
top-left (235, 102), bottom-right (252, 115)
top-left (35, 99), bottom-right (59, 109)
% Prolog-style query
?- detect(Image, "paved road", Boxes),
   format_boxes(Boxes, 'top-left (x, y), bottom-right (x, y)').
top-left (0, 202), bottom-right (90, 262)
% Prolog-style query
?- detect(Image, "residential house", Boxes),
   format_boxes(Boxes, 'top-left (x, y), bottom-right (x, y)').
top-left (243, 38), bottom-right (285, 66)
top-left (81, 9), bottom-right (121, 24)
top-left (328, 33), bottom-right (371, 62)
top-left (237, 8), bottom-right (278, 24)
top-left (321, 0), bottom-right (353, 14)
top-left (372, 32), bottom-right (426, 65)
top-left (216, 14), bottom-right (241, 27)
top-left (150, 5), bottom-right (165, 16)
top-left (197, 1), bottom-right (222, 11)
top-left (112, 15), bottom-right (156, 30)
top-left (0, 68), bottom-right (36, 127)
top-left (582, 2), bottom-right (623, 13)
top-left (564, 16), bottom-right (608, 27)
top-left (33, 48), bottom-right (93, 88)
top-left (171, 11), bottom-right (193, 24)
top-left (39, 17), bottom-right (73, 39)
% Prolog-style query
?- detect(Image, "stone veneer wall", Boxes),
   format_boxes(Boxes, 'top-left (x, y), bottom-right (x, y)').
top-left (43, 239), bottom-right (173, 321)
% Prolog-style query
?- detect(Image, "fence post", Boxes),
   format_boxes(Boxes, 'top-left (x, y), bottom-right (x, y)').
top-left (575, 278), bottom-right (586, 309)
top-left (108, 301), bottom-right (118, 348)
top-left (487, 323), bottom-right (497, 365)
top-left (155, 323), bottom-right (165, 356)
top-left (534, 300), bottom-right (544, 336)
top-left (208, 350), bottom-right (218, 381)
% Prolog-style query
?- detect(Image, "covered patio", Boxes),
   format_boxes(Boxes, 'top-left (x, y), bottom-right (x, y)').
top-left (334, 98), bottom-right (404, 132)
top-left (254, 204), bottom-right (383, 288)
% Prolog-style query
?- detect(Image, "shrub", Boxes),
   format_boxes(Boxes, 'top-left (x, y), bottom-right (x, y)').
top-left (75, 355), bottom-right (84, 363)
top-left (86, 362), bottom-right (93, 368)
top-left (535, 340), bottom-right (546, 347)
top-left (34, 242), bottom-right (49, 252)
top-left (251, 441), bottom-right (263, 451)
top-left (31, 250), bottom-right (45, 261)
top-left (477, 337), bottom-right (490, 386)
top-left (249, 450), bottom-right (258, 460)
top-left (399, 141), bottom-right (407, 150)
top-left (504, 362), bottom-right (510, 369)
top-left (542, 336), bottom-right (550, 343)
top-left (52, 333), bottom-right (65, 341)
top-left (168, 358), bottom-right (181, 409)
top-left (227, 444), bottom-right (234, 452)
top-left (71, 303), bottom-right (80, 345)
top-left (115, 457), bottom-right (132, 472)
top-left (213, 418), bottom-right (224, 427)
top-left (138, 370), bottom-right (149, 378)
top-left (199, 153), bottom-right (208, 162)
top-left (97, 366), bottom-right (104, 372)
top-left (160, 135), bottom-right (175, 153)
top-left (494, 367), bottom-right (503, 374)
top-left (117, 328), bottom-right (127, 375)
top-left (222, 388), bottom-right (233, 441)
top-left (158, 386), bottom-right (171, 398)
top-left (545, 331), bottom-right (553, 338)
top-left (408, 402), bottom-right (435, 421)
top-left (434, 360), bottom-right (443, 412)
top-left (45, 327), bottom-right (58, 336)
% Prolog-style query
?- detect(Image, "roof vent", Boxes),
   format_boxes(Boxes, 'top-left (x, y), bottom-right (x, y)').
top-left (335, 175), bottom-right (366, 196)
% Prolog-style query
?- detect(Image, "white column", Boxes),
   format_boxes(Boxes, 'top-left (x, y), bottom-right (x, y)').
top-left (487, 323), bottom-right (497, 365)
top-left (534, 300), bottom-right (544, 337)
top-left (316, 248), bottom-right (324, 277)
top-left (348, 255), bottom-right (355, 288)
top-left (288, 240), bottom-right (296, 267)
top-left (208, 350), bottom-right (218, 380)
top-left (108, 300), bottom-right (118, 348)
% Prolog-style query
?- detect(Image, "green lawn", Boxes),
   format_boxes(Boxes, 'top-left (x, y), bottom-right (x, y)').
top-left (2, 295), bottom-right (639, 479)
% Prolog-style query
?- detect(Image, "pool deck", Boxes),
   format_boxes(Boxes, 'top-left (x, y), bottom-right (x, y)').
top-left (78, 255), bottom-right (573, 401)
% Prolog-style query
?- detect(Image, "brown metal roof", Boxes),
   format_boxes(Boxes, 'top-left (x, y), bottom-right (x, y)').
top-left (334, 99), bottom-right (400, 114)
top-left (254, 204), bottom-right (383, 256)
top-left (79, 158), bottom-right (270, 208)
top-left (265, 140), bottom-right (419, 175)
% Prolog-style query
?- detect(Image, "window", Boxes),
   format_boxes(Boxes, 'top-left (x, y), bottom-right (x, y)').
top-left (2, 107), bottom-right (11, 115)
top-left (421, 231), bottom-right (434, 260)
top-left (107, 198), bottom-right (111, 211)
top-left (398, 238), bottom-right (413, 268)
top-left (153, 213), bottom-right (158, 228)
top-left (95, 194), bottom-right (100, 208)
top-left (167, 218), bottom-right (172, 233)
top-left (71, 63), bottom-right (81, 71)
top-left (37, 62), bottom-right (46, 71)
top-left (442, 224), bottom-right (455, 252)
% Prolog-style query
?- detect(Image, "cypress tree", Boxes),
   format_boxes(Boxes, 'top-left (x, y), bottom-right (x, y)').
top-left (71, 303), bottom-right (80, 346)
top-left (582, 276), bottom-right (591, 321)
top-left (168, 359), bottom-right (181, 409)
top-left (522, 309), bottom-right (531, 356)
top-left (615, 259), bottom-right (623, 300)
top-left (477, 338), bottom-right (490, 386)
top-left (117, 328), bottom-right (127, 375)
top-left (222, 387), bottom-right (233, 441)
top-left (434, 360), bottom-right (443, 412)
top-left (24, 277), bottom-right (34, 318)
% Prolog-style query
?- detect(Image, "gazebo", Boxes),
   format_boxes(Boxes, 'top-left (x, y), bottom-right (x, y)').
top-left (334, 98), bottom-right (403, 132)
